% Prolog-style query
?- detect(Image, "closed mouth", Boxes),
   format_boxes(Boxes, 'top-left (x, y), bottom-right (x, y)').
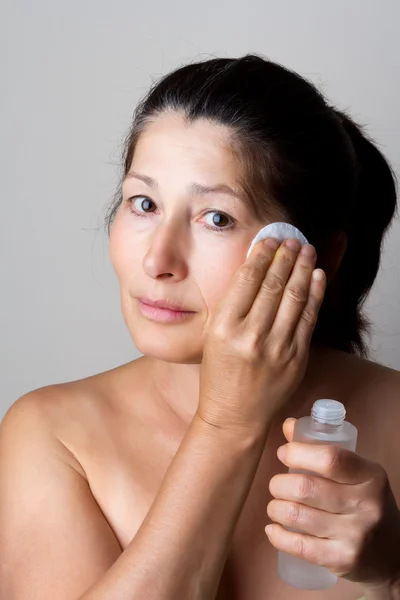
top-left (138, 297), bottom-right (195, 312)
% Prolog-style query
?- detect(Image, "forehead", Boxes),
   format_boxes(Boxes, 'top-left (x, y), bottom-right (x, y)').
top-left (131, 111), bottom-right (238, 175)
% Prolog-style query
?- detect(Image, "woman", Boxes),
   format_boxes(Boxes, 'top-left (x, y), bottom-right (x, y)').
top-left (0, 54), bottom-right (399, 600)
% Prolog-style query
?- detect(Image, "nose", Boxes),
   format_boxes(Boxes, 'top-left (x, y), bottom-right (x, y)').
top-left (143, 220), bottom-right (189, 282)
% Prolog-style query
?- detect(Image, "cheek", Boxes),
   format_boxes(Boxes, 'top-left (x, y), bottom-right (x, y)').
top-left (192, 243), bottom-right (246, 315)
top-left (109, 212), bottom-right (140, 282)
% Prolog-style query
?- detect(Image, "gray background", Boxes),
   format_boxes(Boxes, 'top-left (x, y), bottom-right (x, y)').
top-left (1, 0), bottom-right (399, 421)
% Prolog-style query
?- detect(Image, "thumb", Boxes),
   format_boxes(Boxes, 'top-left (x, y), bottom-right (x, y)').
top-left (282, 417), bottom-right (297, 442)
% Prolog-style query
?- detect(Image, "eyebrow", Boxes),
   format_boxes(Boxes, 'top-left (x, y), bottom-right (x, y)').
top-left (124, 170), bottom-right (242, 200)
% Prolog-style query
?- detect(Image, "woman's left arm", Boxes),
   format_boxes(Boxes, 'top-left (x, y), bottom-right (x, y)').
top-left (265, 418), bottom-right (400, 599)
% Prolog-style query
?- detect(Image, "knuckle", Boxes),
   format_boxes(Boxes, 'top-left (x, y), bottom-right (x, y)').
top-left (286, 285), bottom-right (307, 304)
top-left (362, 500), bottom-right (384, 526)
top-left (281, 248), bottom-right (296, 265)
top-left (239, 262), bottom-right (264, 284)
top-left (339, 543), bottom-right (359, 574)
top-left (326, 547), bottom-right (342, 571)
top-left (298, 261), bottom-right (313, 273)
top-left (347, 495), bottom-right (365, 514)
top-left (362, 465), bottom-right (389, 512)
top-left (300, 307), bottom-right (317, 327)
top-left (267, 336), bottom-right (295, 366)
top-left (323, 446), bottom-right (342, 474)
top-left (286, 502), bottom-right (302, 525)
top-left (372, 463), bottom-right (389, 492)
top-left (230, 334), bottom-right (262, 363)
top-left (293, 534), bottom-right (312, 561)
top-left (266, 335), bottom-right (284, 361)
top-left (264, 273), bottom-right (285, 295)
top-left (296, 475), bottom-right (316, 501)
top-left (211, 320), bottom-right (230, 344)
top-left (347, 494), bottom-right (383, 529)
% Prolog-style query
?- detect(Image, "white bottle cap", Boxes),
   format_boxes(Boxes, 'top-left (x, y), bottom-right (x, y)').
top-left (311, 399), bottom-right (346, 425)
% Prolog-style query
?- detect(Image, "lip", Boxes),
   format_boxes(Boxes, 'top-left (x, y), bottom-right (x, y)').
top-left (137, 297), bottom-right (196, 323)
top-left (138, 297), bottom-right (193, 312)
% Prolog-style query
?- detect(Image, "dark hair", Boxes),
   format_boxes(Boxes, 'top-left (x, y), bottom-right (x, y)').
top-left (106, 54), bottom-right (398, 357)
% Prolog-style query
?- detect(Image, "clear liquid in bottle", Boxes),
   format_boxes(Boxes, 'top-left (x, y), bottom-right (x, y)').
top-left (277, 399), bottom-right (358, 589)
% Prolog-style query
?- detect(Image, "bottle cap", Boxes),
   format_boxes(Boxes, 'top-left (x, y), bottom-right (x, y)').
top-left (311, 399), bottom-right (346, 425)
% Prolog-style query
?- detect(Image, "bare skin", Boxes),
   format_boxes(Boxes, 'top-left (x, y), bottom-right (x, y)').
top-left (34, 347), bottom-right (400, 600)
top-left (1, 111), bottom-right (399, 599)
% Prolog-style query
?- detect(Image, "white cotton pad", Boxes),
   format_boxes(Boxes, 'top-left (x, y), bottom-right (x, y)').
top-left (246, 222), bottom-right (309, 259)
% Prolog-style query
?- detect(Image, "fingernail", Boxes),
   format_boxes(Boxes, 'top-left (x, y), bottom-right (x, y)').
top-left (265, 525), bottom-right (273, 536)
top-left (277, 445), bottom-right (287, 462)
top-left (264, 238), bottom-right (280, 250)
top-left (285, 417), bottom-right (296, 423)
top-left (284, 239), bottom-right (301, 252)
top-left (300, 244), bottom-right (315, 257)
top-left (312, 269), bottom-right (325, 281)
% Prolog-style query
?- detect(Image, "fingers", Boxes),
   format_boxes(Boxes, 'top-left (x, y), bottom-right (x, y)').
top-left (248, 239), bottom-right (304, 334)
top-left (269, 472), bottom-right (355, 514)
top-left (282, 418), bottom-right (296, 442)
top-left (295, 268), bottom-right (326, 351)
top-left (270, 243), bottom-right (318, 342)
top-left (219, 236), bottom-right (325, 351)
top-left (267, 498), bottom-right (348, 538)
top-left (277, 442), bottom-right (379, 485)
top-left (221, 239), bottom-right (279, 319)
top-left (265, 523), bottom-right (343, 570)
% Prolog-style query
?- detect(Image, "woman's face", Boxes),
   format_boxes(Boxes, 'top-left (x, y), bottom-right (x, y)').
top-left (110, 111), bottom-right (280, 363)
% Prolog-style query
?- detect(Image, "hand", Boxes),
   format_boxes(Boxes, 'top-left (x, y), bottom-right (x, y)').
top-left (196, 238), bottom-right (326, 435)
top-left (266, 418), bottom-right (400, 589)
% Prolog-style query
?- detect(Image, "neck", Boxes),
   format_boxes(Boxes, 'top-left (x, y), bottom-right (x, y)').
top-left (147, 342), bottom-right (346, 427)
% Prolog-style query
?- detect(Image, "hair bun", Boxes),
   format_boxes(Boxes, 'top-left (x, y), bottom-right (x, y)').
top-left (333, 108), bottom-right (397, 234)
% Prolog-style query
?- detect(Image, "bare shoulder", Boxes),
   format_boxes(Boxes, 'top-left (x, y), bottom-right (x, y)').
top-left (1, 359), bottom-right (144, 476)
top-left (0, 386), bottom-right (86, 478)
top-left (342, 351), bottom-right (400, 498)
top-left (0, 368), bottom-right (134, 599)
top-left (346, 351), bottom-right (400, 417)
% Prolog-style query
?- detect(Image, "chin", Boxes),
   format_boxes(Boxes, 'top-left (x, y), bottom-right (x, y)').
top-left (124, 316), bottom-right (204, 365)
top-left (133, 332), bottom-right (203, 364)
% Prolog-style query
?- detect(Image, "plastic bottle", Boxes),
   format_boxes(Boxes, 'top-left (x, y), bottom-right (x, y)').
top-left (277, 399), bottom-right (358, 590)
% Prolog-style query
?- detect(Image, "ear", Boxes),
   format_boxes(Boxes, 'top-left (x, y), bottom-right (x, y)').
top-left (319, 230), bottom-right (347, 283)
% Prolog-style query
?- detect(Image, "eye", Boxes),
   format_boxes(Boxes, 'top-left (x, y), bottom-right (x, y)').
top-left (202, 211), bottom-right (235, 231)
top-left (129, 195), bottom-right (157, 214)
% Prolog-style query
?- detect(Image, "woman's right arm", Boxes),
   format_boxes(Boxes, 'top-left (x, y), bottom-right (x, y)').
top-left (1, 239), bottom-right (325, 600)
top-left (0, 389), bottom-right (270, 600)
top-left (90, 411), bottom-right (276, 599)
top-left (0, 388), bottom-right (269, 600)
top-left (83, 413), bottom-right (270, 600)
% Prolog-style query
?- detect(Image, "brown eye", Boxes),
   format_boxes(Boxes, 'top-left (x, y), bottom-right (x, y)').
top-left (212, 213), bottom-right (229, 227)
top-left (131, 196), bottom-right (157, 213)
top-left (203, 211), bottom-right (234, 230)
